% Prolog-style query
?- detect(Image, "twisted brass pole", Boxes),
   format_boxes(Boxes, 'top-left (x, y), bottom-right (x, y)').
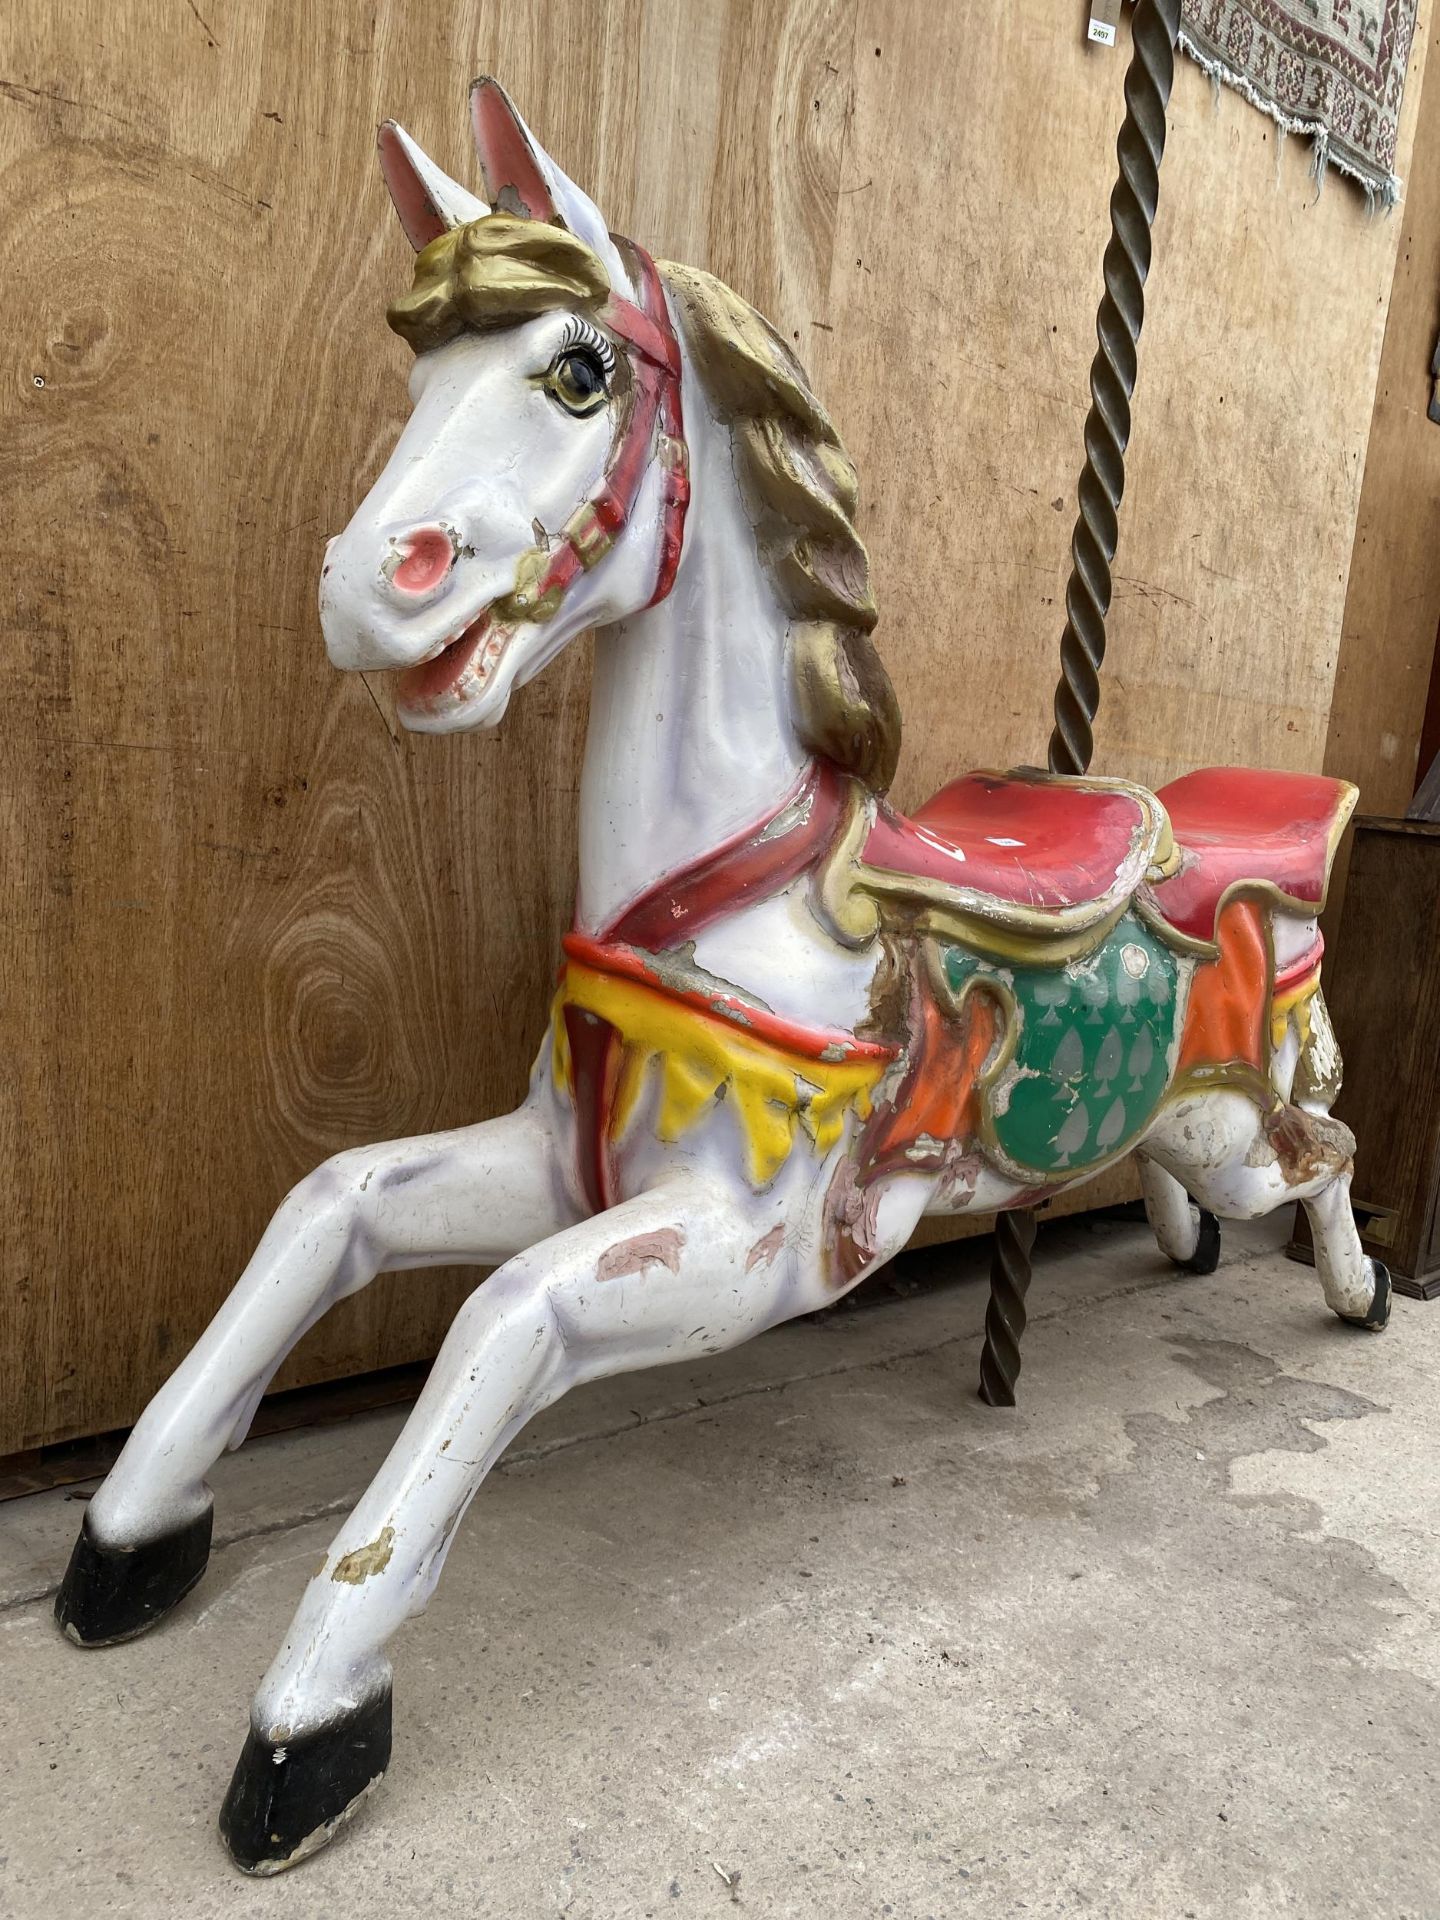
top-left (1049, 0), bottom-right (1181, 777)
top-left (978, 1207), bottom-right (1037, 1409)
top-left (978, 0), bottom-right (1181, 1409)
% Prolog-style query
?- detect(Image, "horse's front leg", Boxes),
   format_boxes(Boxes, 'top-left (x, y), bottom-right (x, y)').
top-left (56, 1088), bottom-right (576, 1648)
top-left (215, 1172), bottom-right (857, 1875)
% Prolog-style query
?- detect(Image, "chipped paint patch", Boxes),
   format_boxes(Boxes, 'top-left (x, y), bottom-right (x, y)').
top-left (758, 782), bottom-right (816, 840)
top-left (1250, 1107), bottom-right (1355, 1185)
top-left (596, 1227), bottom-right (685, 1284)
top-left (330, 1525), bottom-right (395, 1585)
top-left (745, 1224), bottom-right (786, 1272)
top-left (642, 940), bottom-right (775, 1016)
top-left (936, 1144), bottom-right (983, 1207)
top-left (823, 1153), bottom-right (884, 1287)
top-left (241, 1771), bottom-right (386, 1876)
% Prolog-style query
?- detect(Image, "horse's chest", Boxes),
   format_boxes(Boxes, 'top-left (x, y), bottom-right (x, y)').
top-left (550, 941), bottom-right (894, 1209)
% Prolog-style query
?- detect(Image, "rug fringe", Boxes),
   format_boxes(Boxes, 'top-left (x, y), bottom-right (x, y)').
top-left (1178, 28), bottom-right (1402, 213)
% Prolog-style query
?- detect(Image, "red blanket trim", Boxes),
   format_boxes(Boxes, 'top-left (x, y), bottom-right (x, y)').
top-left (599, 759), bottom-right (847, 951)
top-left (1273, 935), bottom-right (1325, 994)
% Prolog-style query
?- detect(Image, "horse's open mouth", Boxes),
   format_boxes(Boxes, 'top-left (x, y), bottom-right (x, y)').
top-left (395, 614), bottom-right (503, 714)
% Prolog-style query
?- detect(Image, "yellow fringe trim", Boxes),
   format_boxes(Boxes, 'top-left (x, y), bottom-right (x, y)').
top-left (1270, 972), bottom-right (1320, 1051)
top-left (552, 961), bottom-right (886, 1188)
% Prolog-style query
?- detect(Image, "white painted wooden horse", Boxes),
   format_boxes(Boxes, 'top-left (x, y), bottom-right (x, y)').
top-left (56, 81), bottom-right (1390, 1872)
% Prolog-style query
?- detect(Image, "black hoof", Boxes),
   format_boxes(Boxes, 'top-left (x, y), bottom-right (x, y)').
top-left (1175, 1207), bottom-right (1222, 1276)
top-left (1337, 1259), bottom-right (1392, 1332)
top-left (54, 1506), bottom-right (213, 1647)
top-left (219, 1689), bottom-right (392, 1875)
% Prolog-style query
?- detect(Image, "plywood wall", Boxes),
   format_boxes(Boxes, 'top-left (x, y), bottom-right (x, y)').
top-left (1, 0), bottom-right (1431, 1451)
top-left (1326, 1), bottom-right (1440, 820)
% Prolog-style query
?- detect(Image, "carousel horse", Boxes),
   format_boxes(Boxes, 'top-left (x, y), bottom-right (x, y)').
top-left (55, 81), bottom-right (1390, 1872)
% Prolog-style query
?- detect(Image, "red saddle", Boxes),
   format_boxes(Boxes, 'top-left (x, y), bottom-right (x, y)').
top-left (859, 765), bottom-right (1356, 947)
top-left (1147, 766), bottom-right (1356, 941)
top-left (861, 770), bottom-right (1166, 928)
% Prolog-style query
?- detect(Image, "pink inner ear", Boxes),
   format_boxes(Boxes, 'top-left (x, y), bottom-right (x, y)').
top-left (469, 80), bottom-right (557, 221)
top-left (377, 124), bottom-right (450, 250)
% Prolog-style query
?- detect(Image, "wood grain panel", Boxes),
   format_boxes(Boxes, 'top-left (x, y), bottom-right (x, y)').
top-left (825, 5), bottom-right (1431, 815)
top-left (0, 0), bottom-right (1432, 1449)
top-left (1326, 4), bottom-right (1440, 819)
top-left (0, 0), bottom-right (860, 1453)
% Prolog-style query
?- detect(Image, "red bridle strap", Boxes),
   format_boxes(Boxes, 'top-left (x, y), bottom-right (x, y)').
top-left (521, 239), bottom-right (689, 620)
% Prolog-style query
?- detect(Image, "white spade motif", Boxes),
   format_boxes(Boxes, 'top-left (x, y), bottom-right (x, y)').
top-left (1115, 951), bottom-right (1143, 1023)
top-left (1053, 1026), bottom-right (1085, 1083)
top-left (1127, 1026), bottom-right (1154, 1090)
top-left (1095, 1096), bottom-right (1128, 1153)
top-left (1094, 1026), bottom-right (1123, 1093)
top-left (1053, 1100), bottom-right (1090, 1165)
top-left (1077, 965), bottom-right (1108, 1027)
top-left (1033, 975), bottom-right (1069, 1027)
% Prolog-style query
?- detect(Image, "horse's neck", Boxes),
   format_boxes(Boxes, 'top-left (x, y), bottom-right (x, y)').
top-left (575, 408), bottom-right (807, 936)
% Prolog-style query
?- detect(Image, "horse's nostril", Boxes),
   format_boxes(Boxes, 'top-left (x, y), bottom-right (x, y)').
top-left (390, 526), bottom-right (456, 596)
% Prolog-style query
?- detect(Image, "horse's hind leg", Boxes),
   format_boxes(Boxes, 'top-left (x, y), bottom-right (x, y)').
top-left (1136, 1153), bottom-right (1220, 1274)
top-left (1141, 1089), bottom-right (1390, 1329)
top-left (1302, 1169), bottom-right (1391, 1327)
top-left (55, 1095), bottom-right (572, 1649)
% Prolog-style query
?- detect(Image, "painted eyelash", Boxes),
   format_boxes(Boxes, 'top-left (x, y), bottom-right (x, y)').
top-left (556, 315), bottom-right (617, 374)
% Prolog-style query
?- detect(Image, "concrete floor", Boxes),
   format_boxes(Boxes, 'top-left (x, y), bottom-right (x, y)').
top-left (2, 1213), bottom-right (1437, 1919)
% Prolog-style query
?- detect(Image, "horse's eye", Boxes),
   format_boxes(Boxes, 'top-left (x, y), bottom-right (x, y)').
top-left (548, 348), bottom-right (609, 416)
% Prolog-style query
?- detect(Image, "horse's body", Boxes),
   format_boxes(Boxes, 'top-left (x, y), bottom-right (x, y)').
top-left (56, 84), bottom-right (1390, 1873)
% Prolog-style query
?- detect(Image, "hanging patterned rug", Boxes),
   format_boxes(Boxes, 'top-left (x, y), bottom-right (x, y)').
top-left (1180, 0), bottom-right (1418, 206)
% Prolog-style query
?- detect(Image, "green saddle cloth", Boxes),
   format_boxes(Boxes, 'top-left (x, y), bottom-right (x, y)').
top-left (942, 910), bottom-right (1185, 1181)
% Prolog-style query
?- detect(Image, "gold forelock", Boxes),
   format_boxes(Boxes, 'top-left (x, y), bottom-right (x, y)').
top-left (387, 214), bottom-right (612, 355)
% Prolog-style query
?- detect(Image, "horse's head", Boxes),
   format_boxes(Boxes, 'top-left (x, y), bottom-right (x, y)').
top-left (323, 80), bottom-right (899, 789)
top-left (320, 80), bottom-right (688, 732)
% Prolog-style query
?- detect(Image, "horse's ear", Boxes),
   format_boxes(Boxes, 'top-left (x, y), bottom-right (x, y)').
top-left (468, 78), bottom-right (632, 292)
top-left (377, 121), bottom-right (489, 250)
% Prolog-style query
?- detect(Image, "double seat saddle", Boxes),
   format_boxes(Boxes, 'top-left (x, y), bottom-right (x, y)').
top-left (857, 764), bottom-right (1357, 956)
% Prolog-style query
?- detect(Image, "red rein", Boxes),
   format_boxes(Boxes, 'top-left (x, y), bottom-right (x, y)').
top-left (526, 241), bottom-right (690, 617)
